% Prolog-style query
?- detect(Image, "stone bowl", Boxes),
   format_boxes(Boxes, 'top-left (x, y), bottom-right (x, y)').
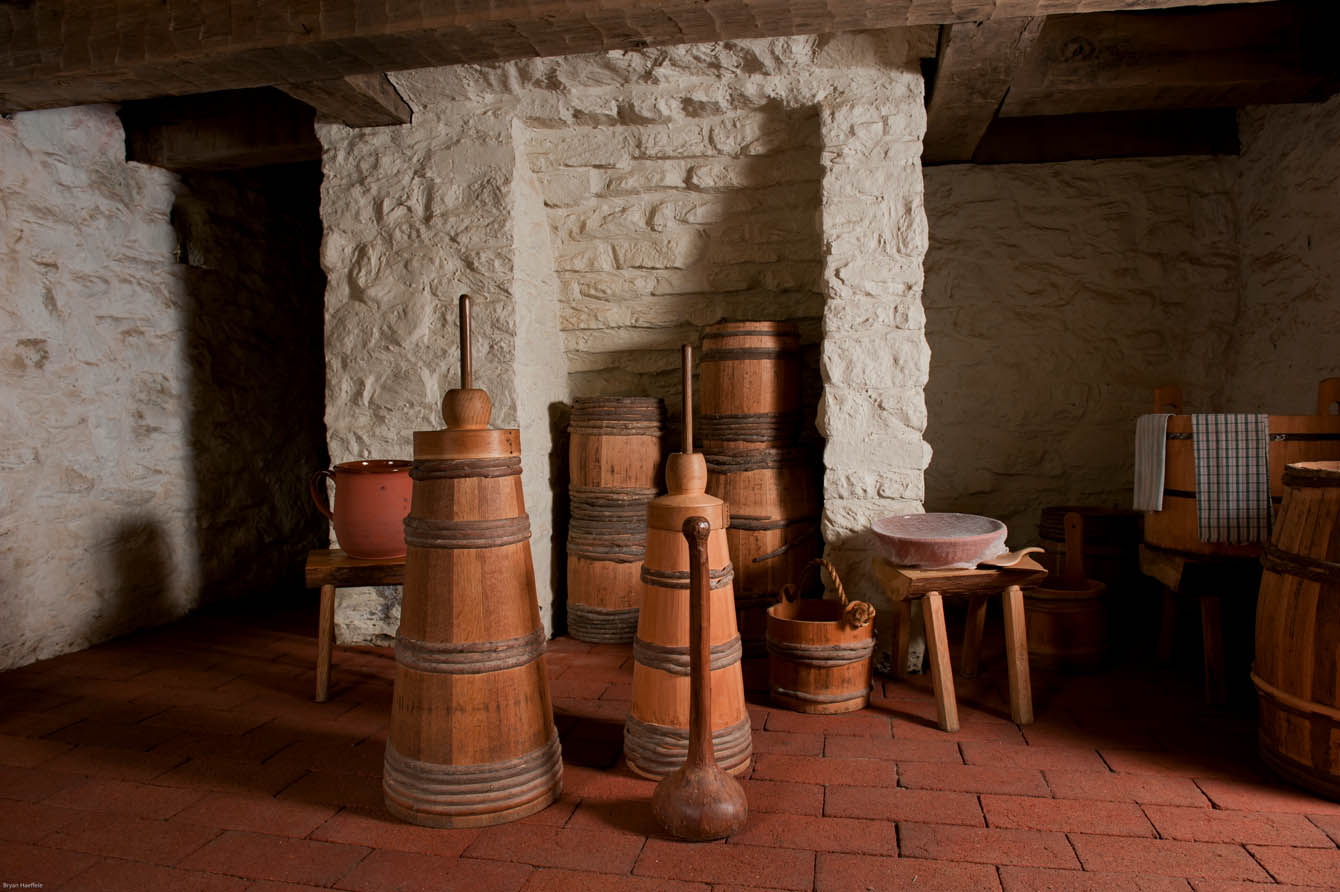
top-left (870, 513), bottom-right (1008, 569)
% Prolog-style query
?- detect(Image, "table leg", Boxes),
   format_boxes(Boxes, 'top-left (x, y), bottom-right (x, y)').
top-left (316, 584), bottom-right (335, 703)
top-left (895, 599), bottom-right (913, 679)
top-left (922, 591), bottom-right (959, 733)
top-left (1001, 584), bottom-right (1034, 725)
top-left (1199, 594), bottom-right (1226, 705)
top-left (960, 595), bottom-right (988, 678)
top-left (1159, 586), bottom-right (1176, 663)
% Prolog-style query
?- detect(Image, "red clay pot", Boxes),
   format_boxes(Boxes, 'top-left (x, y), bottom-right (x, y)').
top-left (310, 460), bottom-right (413, 559)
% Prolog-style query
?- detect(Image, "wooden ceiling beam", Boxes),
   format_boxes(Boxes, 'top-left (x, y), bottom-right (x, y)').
top-left (119, 89), bottom-right (320, 172)
top-left (277, 74), bottom-right (412, 128)
top-left (0, 0), bottom-right (1279, 113)
top-left (1000, 2), bottom-right (1340, 117)
top-left (923, 18), bottom-right (1045, 165)
top-left (965, 107), bottom-right (1239, 164)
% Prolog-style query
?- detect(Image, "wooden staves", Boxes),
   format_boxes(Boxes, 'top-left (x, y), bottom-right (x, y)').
top-left (566, 397), bottom-right (665, 643)
top-left (1143, 379), bottom-right (1340, 557)
top-left (383, 295), bottom-right (561, 828)
top-left (700, 320), bottom-right (822, 656)
top-left (1253, 460), bottom-right (1340, 800)
top-left (625, 346), bottom-right (752, 781)
top-left (1023, 512), bottom-right (1109, 672)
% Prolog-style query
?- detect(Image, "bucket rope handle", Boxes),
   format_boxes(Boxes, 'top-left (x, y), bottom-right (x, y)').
top-left (779, 558), bottom-right (875, 629)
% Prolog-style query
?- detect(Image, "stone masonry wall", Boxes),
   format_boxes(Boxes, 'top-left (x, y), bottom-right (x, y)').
top-left (1228, 94), bottom-right (1340, 414)
top-left (922, 158), bottom-right (1240, 542)
top-left (1, 108), bottom-right (329, 669)
top-left (0, 106), bottom-right (195, 670)
top-left (320, 30), bottom-right (932, 639)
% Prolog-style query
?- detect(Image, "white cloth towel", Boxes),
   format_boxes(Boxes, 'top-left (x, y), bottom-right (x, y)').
top-left (1133, 413), bottom-right (1172, 511)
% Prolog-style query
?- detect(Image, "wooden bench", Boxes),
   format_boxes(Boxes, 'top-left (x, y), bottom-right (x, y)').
top-left (304, 549), bottom-right (405, 702)
top-left (873, 556), bottom-right (1048, 732)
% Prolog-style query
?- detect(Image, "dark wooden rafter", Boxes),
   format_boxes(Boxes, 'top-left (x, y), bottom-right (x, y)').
top-left (0, 0), bottom-right (1278, 113)
top-left (119, 89), bottom-right (320, 172)
top-left (277, 74), bottom-right (411, 128)
top-left (923, 18), bottom-right (1045, 164)
top-left (1000, 2), bottom-right (1340, 117)
top-left (969, 107), bottom-right (1239, 165)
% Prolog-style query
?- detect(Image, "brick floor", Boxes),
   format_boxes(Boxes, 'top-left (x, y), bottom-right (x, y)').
top-left (0, 605), bottom-right (1335, 890)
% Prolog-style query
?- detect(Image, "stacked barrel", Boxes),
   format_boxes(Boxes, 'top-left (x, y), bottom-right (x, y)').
top-left (566, 397), bottom-right (666, 643)
top-left (699, 321), bottom-right (822, 656)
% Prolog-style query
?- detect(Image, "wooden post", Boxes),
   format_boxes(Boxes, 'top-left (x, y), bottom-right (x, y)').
top-left (316, 583), bottom-right (336, 702)
top-left (1001, 584), bottom-right (1034, 725)
top-left (922, 591), bottom-right (959, 732)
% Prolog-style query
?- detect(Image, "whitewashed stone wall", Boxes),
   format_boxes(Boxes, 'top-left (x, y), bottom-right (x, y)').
top-left (321, 30), bottom-right (932, 638)
top-left (922, 159), bottom-right (1239, 542)
top-left (0, 106), bottom-right (194, 670)
top-left (1228, 94), bottom-right (1340, 413)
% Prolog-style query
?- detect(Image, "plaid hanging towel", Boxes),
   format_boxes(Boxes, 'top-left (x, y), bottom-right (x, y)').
top-left (1133, 414), bottom-right (1172, 511)
top-left (1192, 413), bottom-right (1272, 543)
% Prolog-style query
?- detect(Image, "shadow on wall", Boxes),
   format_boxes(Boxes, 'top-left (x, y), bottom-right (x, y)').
top-left (547, 103), bottom-right (829, 620)
top-left (173, 162), bottom-right (330, 609)
top-left (94, 516), bottom-right (174, 638)
top-left (548, 400), bottom-right (572, 635)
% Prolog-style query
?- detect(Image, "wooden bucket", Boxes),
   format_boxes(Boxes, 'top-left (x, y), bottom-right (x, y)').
top-left (699, 321), bottom-right (802, 452)
top-left (566, 397), bottom-right (664, 643)
top-left (766, 559), bottom-right (875, 714)
top-left (625, 452), bottom-right (752, 780)
top-left (706, 448), bottom-right (822, 656)
top-left (1143, 379), bottom-right (1340, 557)
top-left (1253, 460), bottom-right (1340, 800)
top-left (384, 297), bottom-right (560, 828)
top-left (1025, 512), bottom-right (1108, 671)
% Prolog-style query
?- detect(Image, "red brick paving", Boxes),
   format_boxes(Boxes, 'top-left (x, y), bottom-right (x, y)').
top-left (0, 607), bottom-right (1334, 891)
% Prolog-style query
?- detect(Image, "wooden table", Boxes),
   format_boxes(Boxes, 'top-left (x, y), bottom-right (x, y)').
top-left (873, 557), bottom-right (1048, 732)
top-left (1139, 544), bottom-right (1262, 705)
top-left (304, 549), bottom-right (405, 702)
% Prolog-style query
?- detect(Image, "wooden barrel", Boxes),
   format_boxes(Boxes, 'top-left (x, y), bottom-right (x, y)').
top-left (706, 448), bottom-right (822, 656)
top-left (566, 397), bottom-right (665, 643)
top-left (699, 321), bottom-right (801, 452)
top-left (384, 424), bottom-right (561, 827)
top-left (1143, 380), bottom-right (1340, 557)
top-left (1253, 460), bottom-right (1340, 800)
top-left (766, 560), bottom-right (875, 714)
top-left (625, 453), bottom-right (752, 780)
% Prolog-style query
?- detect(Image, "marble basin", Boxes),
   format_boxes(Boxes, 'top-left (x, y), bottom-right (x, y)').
top-left (871, 513), bottom-right (1008, 569)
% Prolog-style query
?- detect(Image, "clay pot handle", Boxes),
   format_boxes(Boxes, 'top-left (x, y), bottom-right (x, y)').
top-left (1153, 384), bottom-right (1183, 414)
top-left (310, 469), bottom-right (335, 521)
top-left (1317, 378), bottom-right (1340, 416)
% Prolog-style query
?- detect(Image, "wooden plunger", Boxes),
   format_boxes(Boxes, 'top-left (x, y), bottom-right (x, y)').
top-left (652, 515), bottom-right (749, 840)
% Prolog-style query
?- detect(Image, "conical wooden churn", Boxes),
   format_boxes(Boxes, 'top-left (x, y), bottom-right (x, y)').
top-left (383, 295), bottom-right (561, 828)
top-left (625, 345), bottom-right (752, 780)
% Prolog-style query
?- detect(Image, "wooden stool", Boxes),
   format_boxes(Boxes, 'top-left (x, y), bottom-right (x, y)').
top-left (1139, 544), bottom-right (1261, 705)
top-left (305, 549), bottom-right (405, 702)
top-left (873, 557), bottom-right (1048, 732)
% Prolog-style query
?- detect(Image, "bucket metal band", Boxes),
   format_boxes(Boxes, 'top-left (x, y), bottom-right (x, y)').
top-left (623, 714), bottom-right (752, 779)
top-left (1283, 464), bottom-right (1340, 487)
top-left (633, 634), bottom-right (742, 676)
top-left (640, 564), bottom-right (734, 591)
top-left (566, 604), bottom-right (639, 644)
top-left (728, 514), bottom-right (819, 532)
top-left (383, 731), bottom-right (561, 819)
top-left (566, 541), bottom-right (645, 563)
top-left (771, 684), bottom-right (872, 704)
top-left (403, 514), bottom-right (531, 549)
top-left (767, 636), bottom-right (875, 668)
top-left (395, 627), bottom-right (546, 675)
top-left (704, 448), bottom-right (811, 474)
top-left (570, 421), bottom-right (663, 436)
top-left (411, 456), bottom-right (522, 479)
top-left (1262, 543), bottom-right (1340, 586)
